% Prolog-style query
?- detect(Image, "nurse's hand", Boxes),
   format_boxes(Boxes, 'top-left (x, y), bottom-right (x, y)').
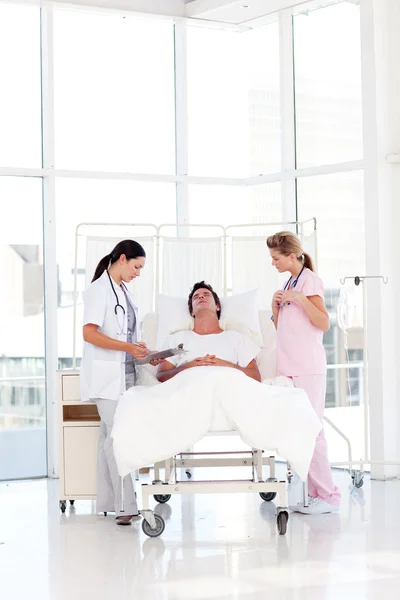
top-left (127, 342), bottom-right (149, 360)
top-left (281, 290), bottom-right (303, 304)
top-left (272, 290), bottom-right (285, 309)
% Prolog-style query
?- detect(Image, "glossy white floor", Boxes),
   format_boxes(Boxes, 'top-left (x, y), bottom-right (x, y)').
top-left (1, 468), bottom-right (400, 600)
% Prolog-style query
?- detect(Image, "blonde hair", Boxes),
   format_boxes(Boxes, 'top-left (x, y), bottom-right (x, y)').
top-left (266, 231), bottom-right (314, 272)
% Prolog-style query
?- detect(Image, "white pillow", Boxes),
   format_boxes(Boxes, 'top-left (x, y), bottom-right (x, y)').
top-left (220, 317), bottom-right (261, 347)
top-left (156, 294), bottom-right (193, 349)
top-left (141, 312), bottom-right (158, 350)
top-left (156, 289), bottom-right (261, 348)
top-left (257, 347), bottom-right (276, 381)
top-left (256, 310), bottom-right (277, 380)
top-left (220, 289), bottom-right (261, 340)
top-left (136, 364), bottom-right (160, 387)
top-left (137, 312), bottom-right (161, 387)
top-left (259, 309), bottom-right (276, 348)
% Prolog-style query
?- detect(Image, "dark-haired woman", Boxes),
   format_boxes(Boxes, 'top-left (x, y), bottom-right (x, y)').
top-left (80, 239), bottom-right (150, 525)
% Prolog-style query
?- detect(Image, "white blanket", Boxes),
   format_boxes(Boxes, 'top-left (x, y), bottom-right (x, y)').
top-left (112, 368), bottom-right (321, 481)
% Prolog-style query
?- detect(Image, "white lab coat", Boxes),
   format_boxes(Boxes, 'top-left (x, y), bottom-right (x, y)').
top-left (80, 270), bottom-right (138, 403)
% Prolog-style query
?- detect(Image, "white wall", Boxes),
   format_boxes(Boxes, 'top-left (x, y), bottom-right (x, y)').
top-left (361, 0), bottom-right (400, 479)
top-left (385, 0), bottom-right (400, 474)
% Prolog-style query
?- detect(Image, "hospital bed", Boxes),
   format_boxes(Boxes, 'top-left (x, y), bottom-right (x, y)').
top-left (140, 453), bottom-right (289, 538)
top-left (126, 308), bottom-right (304, 538)
top-left (71, 220), bottom-right (319, 538)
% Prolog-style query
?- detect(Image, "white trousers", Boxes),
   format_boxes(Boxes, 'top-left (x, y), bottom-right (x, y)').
top-left (95, 399), bottom-right (138, 517)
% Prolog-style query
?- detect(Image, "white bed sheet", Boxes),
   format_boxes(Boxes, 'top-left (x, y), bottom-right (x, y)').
top-left (112, 367), bottom-right (321, 481)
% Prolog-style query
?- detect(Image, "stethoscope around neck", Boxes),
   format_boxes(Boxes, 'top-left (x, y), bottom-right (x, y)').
top-left (106, 270), bottom-right (128, 335)
top-left (282, 264), bottom-right (305, 306)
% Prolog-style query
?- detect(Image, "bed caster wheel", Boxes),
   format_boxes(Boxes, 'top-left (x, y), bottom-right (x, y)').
top-left (69, 500), bottom-right (75, 506)
top-left (277, 511), bottom-right (289, 535)
top-left (153, 494), bottom-right (171, 504)
top-left (259, 492), bottom-right (277, 502)
top-left (142, 514), bottom-right (165, 538)
top-left (59, 501), bottom-right (67, 513)
top-left (103, 512), bottom-right (107, 517)
top-left (185, 470), bottom-right (192, 479)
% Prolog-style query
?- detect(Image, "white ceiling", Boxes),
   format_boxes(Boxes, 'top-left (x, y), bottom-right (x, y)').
top-left (49, 0), bottom-right (186, 18)
top-left (184, 0), bottom-right (310, 24)
top-left (39, 0), bottom-right (352, 24)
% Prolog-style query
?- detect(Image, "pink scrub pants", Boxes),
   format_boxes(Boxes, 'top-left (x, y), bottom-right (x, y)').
top-left (292, 374), bottom-right (341, 506)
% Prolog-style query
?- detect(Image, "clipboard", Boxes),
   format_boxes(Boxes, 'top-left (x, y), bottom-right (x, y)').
top-left (127, 345), bottom-right (187, 366)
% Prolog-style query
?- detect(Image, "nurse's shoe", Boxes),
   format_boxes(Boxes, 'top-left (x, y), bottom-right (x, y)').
top-left (289, 497), bottom-right (340, 515)
top-left (116, 514), bottom-right (140, 526)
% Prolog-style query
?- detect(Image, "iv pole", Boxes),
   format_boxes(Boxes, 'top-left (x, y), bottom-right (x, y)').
top-left (337, 275), bottom-right (400, 485)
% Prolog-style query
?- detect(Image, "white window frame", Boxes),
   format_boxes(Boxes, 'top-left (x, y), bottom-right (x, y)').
top-left (0, 0), bottom-right (365, 477)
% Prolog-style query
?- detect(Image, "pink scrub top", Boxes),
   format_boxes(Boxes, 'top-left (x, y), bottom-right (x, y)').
top-left (276, 268), bottom-right (327, 376)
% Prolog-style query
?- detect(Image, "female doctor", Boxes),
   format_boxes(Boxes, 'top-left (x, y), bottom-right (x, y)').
top-left (80, 239), bottom-right (151, 525)
top-left (267, 231), bottom-right (341, 515)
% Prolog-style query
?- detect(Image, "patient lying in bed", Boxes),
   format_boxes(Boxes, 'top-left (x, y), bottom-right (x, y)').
top-left (113, 282), bottom-right (322, 479)
top-left (112, 281), bottom-right (325, 479)
top-left (157, 281), bottom-right (262, 383)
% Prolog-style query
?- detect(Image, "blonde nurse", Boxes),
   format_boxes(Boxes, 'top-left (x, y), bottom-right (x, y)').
top-left (267, 231), bottom-right (341, 514)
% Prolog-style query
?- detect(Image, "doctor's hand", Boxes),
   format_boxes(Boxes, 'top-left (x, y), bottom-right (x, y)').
top-left (272, 290), bottom-right (285, 309)
top-left (127, 342), bottom-right (149, 360)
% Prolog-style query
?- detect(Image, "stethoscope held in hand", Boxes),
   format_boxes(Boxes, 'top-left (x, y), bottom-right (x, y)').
top-left (282, 264), bottom-right (305, 306)
top-left (270, 265), bottom-right (305, 321)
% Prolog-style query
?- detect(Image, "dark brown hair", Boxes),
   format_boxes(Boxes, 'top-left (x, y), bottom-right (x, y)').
top-left (188, 281), bottom-right (221, 319)
top-left (91, 239), bottom-right (146, 282)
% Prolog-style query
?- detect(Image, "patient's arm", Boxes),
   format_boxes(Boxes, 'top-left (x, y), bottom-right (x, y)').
top-left (157, 355), bottom-right (216, 383)
top-left (212, 358), bottom-right (261, 382)
top-left (157, 355), bottom-right (261, 383)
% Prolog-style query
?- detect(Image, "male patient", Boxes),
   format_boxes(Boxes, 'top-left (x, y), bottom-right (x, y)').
top-left (157, 281), bottom-right (261, 383)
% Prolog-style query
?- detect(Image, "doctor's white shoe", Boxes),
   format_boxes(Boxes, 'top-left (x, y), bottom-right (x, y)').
top-left (289, 497), bottom-right (340, 515)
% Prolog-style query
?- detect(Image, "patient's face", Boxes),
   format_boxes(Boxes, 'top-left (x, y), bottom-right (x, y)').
top-left (191, 288), bottom-right (219, 317)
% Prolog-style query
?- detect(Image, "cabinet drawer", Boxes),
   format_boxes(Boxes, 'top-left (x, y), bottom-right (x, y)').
top-left (62, 374), bottom-right (80, 401)
top-left (63, 426), bottom-right (99, 496)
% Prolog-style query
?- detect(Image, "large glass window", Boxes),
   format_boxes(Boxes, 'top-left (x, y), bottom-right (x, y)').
top-left (187, 23), bottom-right (280, 177)
top-left (54, 9), bottom-right (175, 173)
top-left (188, 183), bottom-right (282, 226)
top-left (0, 3), bottom-right (41, 168)
top-left (55, 179), bottom-right (176, 365)
top-left (297, 171), bottom-right (365, 290)
top-left (0, 1), bottom-right (368, 473)
top-left (293, 2), bottom-right (363, 167)
top-left (297, 170), bottom-right (365, 462)
top-left (0, 177), bottom-right (46, 480)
